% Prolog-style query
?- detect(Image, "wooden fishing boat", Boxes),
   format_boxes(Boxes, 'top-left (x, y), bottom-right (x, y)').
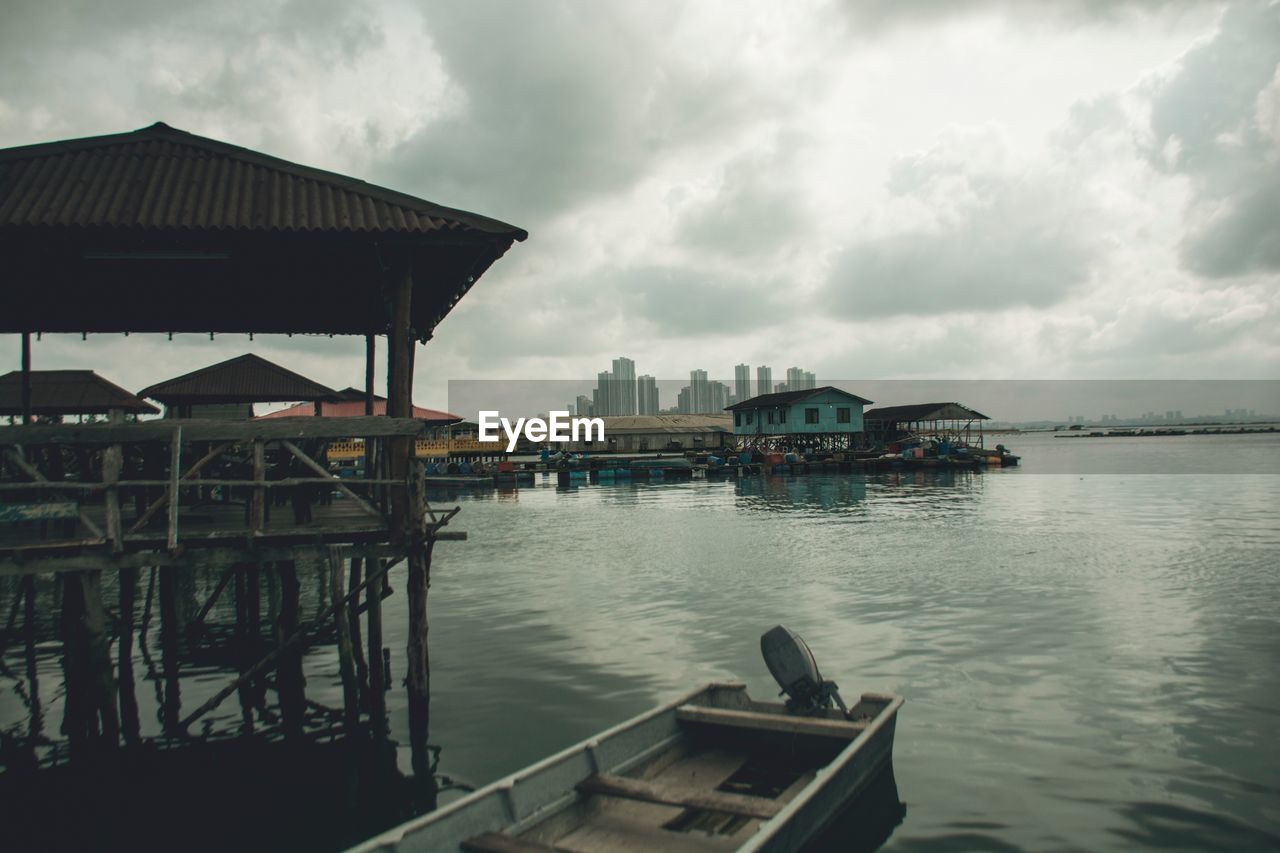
top-left (353, 681), bottom-right (903, 852)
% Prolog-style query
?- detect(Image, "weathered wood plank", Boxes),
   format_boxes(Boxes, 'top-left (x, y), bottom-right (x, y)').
top-left (0, 416), bottom-right (428, 445)
top-left (576, 773), bottom-right (782, 820)
top-left (674, 705), bottom-right (866, 739)
top-left (3, 448), bottom-right (105, 537)
top-left (0, 501), bottom-right (79, 522)
top-left (460, 832), bottom-right (565, 853)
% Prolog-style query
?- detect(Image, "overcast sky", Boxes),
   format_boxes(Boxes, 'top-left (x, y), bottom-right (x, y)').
top-left (2, 1), bottom-right (1278, 417)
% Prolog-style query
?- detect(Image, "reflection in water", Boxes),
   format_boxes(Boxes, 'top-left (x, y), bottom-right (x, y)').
top-left (807, 764), bottom-right (907, 852)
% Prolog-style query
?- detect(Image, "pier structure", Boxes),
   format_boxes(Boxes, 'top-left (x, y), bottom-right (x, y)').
top-left (0, 123), bottom-right (525, 774)
top-left (863, 403), bottom-right (989, 449)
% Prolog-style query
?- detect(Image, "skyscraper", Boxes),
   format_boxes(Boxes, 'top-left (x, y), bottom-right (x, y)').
top-left (786, 367), bottom-right (816, 391)
top-left (757, 366), bottom-right (772, 399)
top-left (612, 357), bottom-right (637, 416)
top-left (689, 369), bottom-right (709, 414)
top-left (734, 363), bottom-right (751, 404)
top-left (637, 375), bottom-right (659, 415)
top-left (594, 370), bottom-right (612, 416)
top-left (575, 394), bottom-right (594, 417)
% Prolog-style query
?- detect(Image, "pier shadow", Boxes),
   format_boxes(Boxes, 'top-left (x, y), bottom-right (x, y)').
top-left (1, 734), bottom-right (432, 853)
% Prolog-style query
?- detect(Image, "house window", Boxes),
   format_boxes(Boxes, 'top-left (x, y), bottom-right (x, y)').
top-left (734, 411), bottom-right (741, 427)
top-left (766, 410), bottom-right (774, 424)
top-left (746, 411), bottom-right (755, 425)
top-left (837, 407), bottom-right (851, 424)
top-left (805, 408), bottom-right (819, 425)
top-left (780, 408), bottom-right (787, 423)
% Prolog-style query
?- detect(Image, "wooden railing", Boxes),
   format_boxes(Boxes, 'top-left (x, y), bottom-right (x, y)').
top-left (0, 416), bottom-right (447, 569)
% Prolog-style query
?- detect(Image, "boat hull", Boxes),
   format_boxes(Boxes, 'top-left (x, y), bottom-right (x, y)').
top-left (351, 683), bottom-right (903, 853)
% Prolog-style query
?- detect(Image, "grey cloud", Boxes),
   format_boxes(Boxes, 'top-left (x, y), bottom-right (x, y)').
top-left (835, 0), bottom-right (1194, 34)
top-left (614, 266), bottom-right (788, 336)
top-left (675, 137), bottom-right (816, 258)
top-left (371, 2), bottom-right (780, 228)
top-left (1142, 1), bottom-right (1280, 277)
top-left (826, 143), bottom-right (1096, 318)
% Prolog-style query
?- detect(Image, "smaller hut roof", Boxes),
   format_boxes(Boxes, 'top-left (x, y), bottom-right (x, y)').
top-left (864, 402), bottom-right (990, 422)
top-left (137, 353), bottom-right (339, 405)
top-left (0, 370), bottom-right (159, 415)
top-left (726, 386), bottom-right (874, 411)
top-left (260, 391), bottom-right (460, 425)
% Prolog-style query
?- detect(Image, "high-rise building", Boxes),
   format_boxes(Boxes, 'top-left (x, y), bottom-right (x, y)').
top-left (756, 366), bottom-right (772, 400)
top-left (637, 375), bottom-right (659, 415)
top-left (575, 394), bottom-right (594, 417)
top-left (676, 386), bottom-right (692, 414)
top-left (689, 369), bottom-right (709, 414)
top-left (734, 364), bottom-right (751, 404)
top-left (785, 367), bottom-right (816, 391)
top-left (594, 370), bottom-right (612, 416)
top-left (709, 380), bottom-right (730, 413)
top-left (612, 357), bottom-right (637, 416)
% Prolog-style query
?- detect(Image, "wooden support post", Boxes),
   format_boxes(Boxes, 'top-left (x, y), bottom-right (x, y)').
top-left (118, 566), bottom-right (141, 744)
top-left (347, 557), bottom-right (369, 708)
top-left (233, 566), bottom-right (254, 733)
top-left (23, 576), bottom-right (43, 739)
top-left (80, 571), bottom-right (119, 744)
top-left (329, 548), bottom-right (359, 733)
top-left (103, 410), bottom-right (125, 552)
top-left (59, 575), bottom-right (91, 752)
top-left (407, 536), bottom-right (434, 780)
top-left (386, 263), bottom-right (414, 545)
top-left (251, 439), bottom-right (265, 534)
top-left (275, 561), bottom-right (306, 738)
top-left (366, 560), bottom-right (386, 729)
top-left (167, 426), bottom-right (182, 551)
top-left (21, 331), bottom-right (32, 425)
top-left (365, 334), bottom-right (376, 417)
top-left (158, 566), bottom-right (182, 734)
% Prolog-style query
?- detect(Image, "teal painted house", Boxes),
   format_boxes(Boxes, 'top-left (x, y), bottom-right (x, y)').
top-left (726, 386), bottom-right (874, 448)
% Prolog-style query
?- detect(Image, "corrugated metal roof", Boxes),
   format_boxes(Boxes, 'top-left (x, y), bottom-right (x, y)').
top-left (137, 353), bottom-right (339, 405)
top-left (0, 370), bottom-right (159, 415)
top-left (0, 122), bottom-right (528, 239)
top-left (259, 398), bottom-right (460, 424)
top-left (726, 386), bottom-right (874, 411)
top-left (864, 403), bottom-right (990, 422)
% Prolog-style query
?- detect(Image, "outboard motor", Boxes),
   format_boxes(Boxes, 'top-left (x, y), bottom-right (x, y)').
top-left (761, 625), bottom-right (850, 717)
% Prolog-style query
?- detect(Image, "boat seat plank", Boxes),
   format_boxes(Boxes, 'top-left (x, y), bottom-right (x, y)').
top-left (460, 831), bottom-right (567, 853)
top-left (576, 773), bottom-right (782, 821)
top-left (675, 705), bottom-right (866, 739)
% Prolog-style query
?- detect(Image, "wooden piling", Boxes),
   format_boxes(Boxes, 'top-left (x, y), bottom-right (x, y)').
top-left (275, 560), bottom-right (306, 738)
top-left (329, 548), bottom-right (359, 733)
top-left (23, 576), bottom-right (43, 739)
top-left (347, 557), bottom-right (369, 708)
top-left (406, 537), bottom-right (434, 780)
top-left (158, 566), bottom-right (182, 733)
top-left (366, 560), bottom-right (386, 729)
top-left (118, 566), bottom-right (142, 744)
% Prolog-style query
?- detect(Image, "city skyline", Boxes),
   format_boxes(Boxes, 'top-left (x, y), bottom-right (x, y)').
top-left (575, 357), bottom-right (821, 415)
